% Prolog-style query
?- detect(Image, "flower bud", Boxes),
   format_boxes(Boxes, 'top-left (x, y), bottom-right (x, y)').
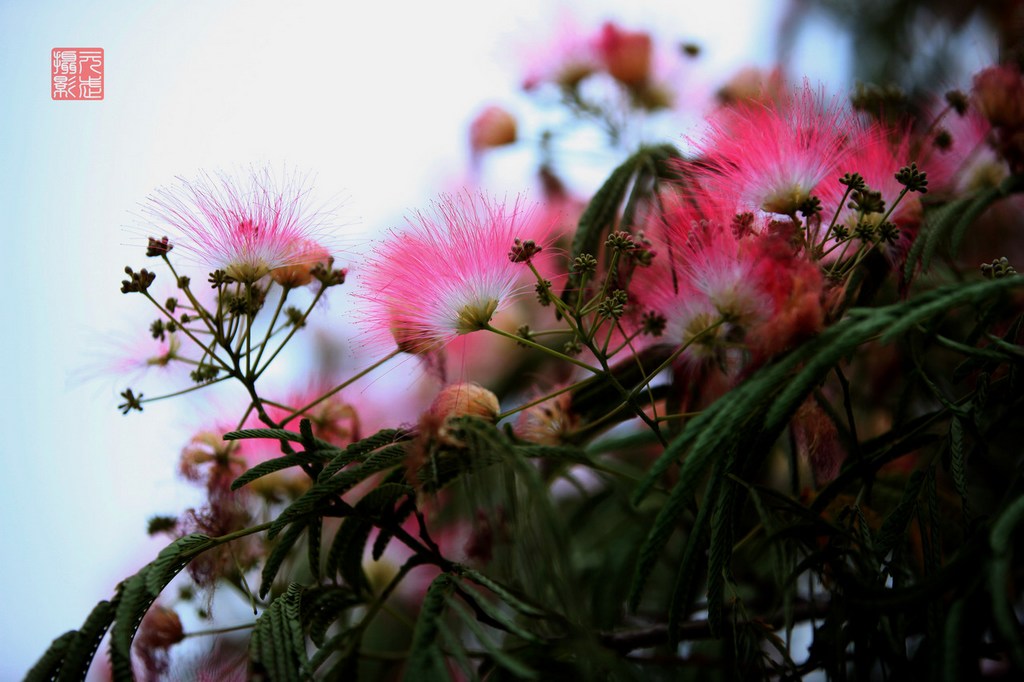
top-left (428, 382), bottom-right (500, 426)
top-left (270, 239), bottom-right (331, 288)
top-left (136, 605), bottom-right (185, 678)
top-left (595, 22), bottom-right (652, 86)
top-left (469, 106), bottom-right (518, 152)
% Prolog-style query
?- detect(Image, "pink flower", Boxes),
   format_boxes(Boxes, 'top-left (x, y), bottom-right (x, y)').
top-left (692, 84), bottom-right (855, 216)
top-left (632, 198), bottom-right (825, 368)
top-left (357, 193), bottom-right (551, 354)
top-left (142, 168), bottom-right (331, 283)
top-left (632, 204), bottom-right (768, 367)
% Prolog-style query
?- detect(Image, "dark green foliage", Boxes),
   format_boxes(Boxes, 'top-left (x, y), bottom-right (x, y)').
top-left (231, 452), bottom-right (323, 490)
top-left (629, 276), bottom-right (1023, 611)
top-left (300, 585), bottom-right (362, 647)
top-left (250, 583), bottom-right (307, 682)
top-left (317, 429), bottom-right (410, 482)
top-left (269, 441), bottom-right (408, 539)
top-left (904, 174), bottom-right (1024, 280)
top-left (407, 574), bottom-right (456, 681)
top-left (26, 601), bottom-right (115, 682)
top-left (260, 522), bottom-right (307, 599)
top-left (989, 496), bottom-right (1024, 670)
top-left (25, 631), bottom-right (77, 682)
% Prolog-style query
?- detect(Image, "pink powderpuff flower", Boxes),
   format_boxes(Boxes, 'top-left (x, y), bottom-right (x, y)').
top-left (142, 167), bottom-right (332, 283)
top-left (357, 193), bottom-right (553, 355)
top-left (746, 234), bottom-right (826, 361)
top-left (691, 83), bottom-right (855, 216)
top-left (631, 204), bottom-right (770, 368)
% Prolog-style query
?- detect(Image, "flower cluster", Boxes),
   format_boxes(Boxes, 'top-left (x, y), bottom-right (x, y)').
top-left (39, 17), bottom-right (1024, 682)
top-left (357, 193), bottom-right (553, 355)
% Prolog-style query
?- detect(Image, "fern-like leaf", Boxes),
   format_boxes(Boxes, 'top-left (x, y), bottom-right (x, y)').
top-left (250, 583), bottom-right (307, 682)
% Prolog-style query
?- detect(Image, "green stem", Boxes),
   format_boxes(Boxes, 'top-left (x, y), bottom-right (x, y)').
top-left (495, 379), bottom-right (590, 421)
top-left (254, 285), bottom-right (327, 379)
top-left (484, 324), bottom-right (601, 373)
top-left (251, 285), bottom-right (290, 378)
top-left (182, 622), bottom-right (255, 639)
top-left (143, 292), bottom-right (232, 372)
top-left (138, 375), bottom-right (232, 404)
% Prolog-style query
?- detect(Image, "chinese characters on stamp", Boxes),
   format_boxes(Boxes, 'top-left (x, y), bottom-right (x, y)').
top-left (52, 48), bottom-right (104, 100)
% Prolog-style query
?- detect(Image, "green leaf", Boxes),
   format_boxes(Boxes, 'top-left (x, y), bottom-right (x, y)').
top-left (317, 429), bottom-right (410, 482)
top-left (145, 533), bottom-right (213, 595)
top-left (303, 629), bottom-right (355, 679)
top-left (667, 460), bottom-right (724, 640)
top-left (231, 453), bottom-right (321, 490)
top-left (25, 631), bottom-right (76, 682)
top-left (707, 470), bottom-right (737, 638)
top-left (324, 481), bottom-right (412, 593)
top-left (627, 279), bottom-right (1024, 611)
top-left (250, 583), bottom-right (307, 682)
top-left (307, 516), bottom-right (322, 581)
top-left (26, 533), bottom-right (225, 682)
top-left (55, 600), bottom-right (114, 682)
top-left (109, 570), bottom-right (153, 680)
top-left (949, 416), bottom-right (970, 525)
top-left (260, 521), bottom-right (307, 599)
top-left (874, 470), bottom-right (926, 557)
top-left (515, 444), bottom-right (589, 462)
top-left (448, 597), bottom-right (538, 679)
top-left (454, 582), bottom-right (543, 644)
top-left (905, 174), bottom-right (1022, 280)
top-left (224, 427), bottom-right (304, 443)
top-left (300, 586), bottom-right (362, 648)
top-left (561, 144), bottom-right (682, 301)
top-left (459, 568), bottom-right (546, 618)
top-left (989, 495), bottom-right (1024, 670)
top-left (269, 443), bottom-right (407, 538)
top-left (325, 515), bottom-right (372, 595)
top-left (437, 619), bottom-right (479, 682)
top-left (408, 574), bottom-right (456, 679)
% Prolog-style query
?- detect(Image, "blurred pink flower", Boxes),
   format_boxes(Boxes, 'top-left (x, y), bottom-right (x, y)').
top-left (923, 106), bottom-right (1006, 195)
top-left (357, 193), bottom-right (553, 355)
top-left (593, 21), bottom-right (653, 86)
top-left (972, 63), bottom-right (1024, 130)
top-left (520, 15), bottom-right (601, 91)
top-left (142, 168), bottom-right (331, 283)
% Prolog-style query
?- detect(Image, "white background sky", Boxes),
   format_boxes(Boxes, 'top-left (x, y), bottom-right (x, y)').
top-left (0, 0), bottom-right (959, 677)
